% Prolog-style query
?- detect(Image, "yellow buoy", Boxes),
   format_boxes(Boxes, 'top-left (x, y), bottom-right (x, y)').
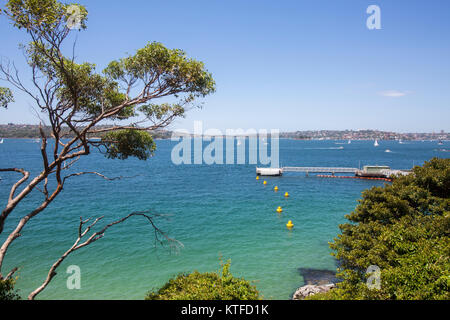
top-left (286, 220), bottom-right (294, 229)
top-left (274, 186), bottom-right (279, 192)
top-left (285, 192), bottom-right (289, 198)
top-left (263, 181), bottom-right (267, 185)
top-left (256, 176), bottom-right (260, 180)
top-left (277, 206), bottom-right (283, 213)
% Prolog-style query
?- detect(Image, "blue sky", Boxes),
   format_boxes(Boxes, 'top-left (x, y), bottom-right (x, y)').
top-left (0, 0), bottom-right (449, 132)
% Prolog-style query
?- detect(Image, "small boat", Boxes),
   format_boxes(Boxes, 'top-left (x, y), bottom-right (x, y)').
top-left (385, 149), bottom-right (392, 153)
top-left (0, 138), bottom-right (3, 144)
top-left (348, 140), bottom-right (352, 144)
top-left (399, 139), bottom-right (404, 144)
top-left (438, 140), bottom-right (444, 145)
top-left (374, 140), bottom-right (380, 147)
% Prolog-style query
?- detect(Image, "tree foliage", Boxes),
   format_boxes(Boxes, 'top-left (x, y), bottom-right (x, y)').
top-left (311, 158), bottom-right (450, 300)
top-left (0, 0), bottom-right (215, 299)
top-left (0, 87), bottom-right (14, 108)
top-left (103, 129), bottom-right (156, 160)
top-left (146, 261), bottom-right (261, 300)
top-left (1, 0), bottom-right (215, 161)
top-left (5, 0), bottom-right (88, 31)
top-left (0, 278), bottom-right (20, 300)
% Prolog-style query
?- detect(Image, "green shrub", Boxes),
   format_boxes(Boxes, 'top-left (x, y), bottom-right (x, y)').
top-left (311, 158), bottom-right (450, 300)
top-left (146, 261), bottom-right (260, 300)
top-left (0, 278), bottom-right (20, 300)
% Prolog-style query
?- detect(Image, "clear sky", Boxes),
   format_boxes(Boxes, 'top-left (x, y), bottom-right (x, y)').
top-left (0, 0), bottom-right (449, 132)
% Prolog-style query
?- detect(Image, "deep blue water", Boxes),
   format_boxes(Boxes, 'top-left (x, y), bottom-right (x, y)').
top-left (0, 138), bottom-right (447, 299)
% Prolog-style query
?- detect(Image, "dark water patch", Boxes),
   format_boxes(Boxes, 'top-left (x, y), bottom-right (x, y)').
top-left (298, 268), bottom-right (339, 285)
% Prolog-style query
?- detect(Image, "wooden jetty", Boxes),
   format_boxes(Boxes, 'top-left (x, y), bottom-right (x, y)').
top-left (256, 166), bottom-right (411, 178)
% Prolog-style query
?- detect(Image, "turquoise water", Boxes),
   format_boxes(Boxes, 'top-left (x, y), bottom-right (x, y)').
top-left (0, 138), bottom-right (447, 300)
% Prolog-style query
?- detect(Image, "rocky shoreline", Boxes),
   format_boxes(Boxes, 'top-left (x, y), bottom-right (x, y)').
top-left (292, 283), bottom-right (336, 300)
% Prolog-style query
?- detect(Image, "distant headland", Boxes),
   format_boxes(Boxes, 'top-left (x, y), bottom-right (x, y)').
top-left (0, 124), bottom-right (448, 141)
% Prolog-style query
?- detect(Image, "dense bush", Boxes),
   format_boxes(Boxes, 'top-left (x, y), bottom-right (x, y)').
top-left (0, 278), bottom-right (20, 300)
top-left (146, 261), bottom-right (260, 300)
top-left (311, 158), bottom-right (450, 300)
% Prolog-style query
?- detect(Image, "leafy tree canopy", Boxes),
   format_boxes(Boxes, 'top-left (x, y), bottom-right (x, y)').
top-left (0, 0), bottom-right (215, 299)
top-left (0, 278), bottom-right (20, 300)
top-left (146, 261), bottom-right (261, 300)
top-left (311, 158), bottom-right (450, 300)
top-left (0, 87), bottom-right (14, 108)
top-left (103, 129), bottom-right (156, 160)
top-left (1, 0), bottom-right (215, 161)
top-left (5, 0), bottom-right (88, 32)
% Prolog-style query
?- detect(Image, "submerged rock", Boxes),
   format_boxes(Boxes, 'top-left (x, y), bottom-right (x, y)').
top-left (292, 283), bottom-right (335, 300)
top-left (298, 268), bottom-right (339, 286)
top-left (292, 268), bottom-right (339, 300)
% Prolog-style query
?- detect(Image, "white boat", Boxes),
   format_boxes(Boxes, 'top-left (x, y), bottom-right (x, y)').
top-left (399, 139), bottom-right (404, 144)
top-left (385, 149), bottom-right (392, 153)
top-left (256, 167), bottom-right (283, 176)
top-left (0, 138), bottom-right (3, 144)
top-left (374, 140), bottom-right (380, 147)
top-left (348, 140), bottom-right (352, 144)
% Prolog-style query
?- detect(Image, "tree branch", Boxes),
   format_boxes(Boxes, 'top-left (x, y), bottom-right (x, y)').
top-left (28, 211), bottom-right (181, 300)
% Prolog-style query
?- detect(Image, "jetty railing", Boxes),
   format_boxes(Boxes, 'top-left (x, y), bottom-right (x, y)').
top-left (282, 167), bottom-right (359, 174)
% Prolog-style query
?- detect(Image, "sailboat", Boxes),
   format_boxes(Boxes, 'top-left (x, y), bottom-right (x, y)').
top-left (0, 138), bottom-right (3, 144)
top-left (348, 140), bottom-right (352, 144)
top-left (374, 139), bottom-right (380, 147)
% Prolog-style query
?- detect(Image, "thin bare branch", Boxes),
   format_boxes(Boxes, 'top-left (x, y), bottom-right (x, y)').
top-left (61, 172), bottom-right (133, 185)
top-left (28, 211), bottom-right (181, 300)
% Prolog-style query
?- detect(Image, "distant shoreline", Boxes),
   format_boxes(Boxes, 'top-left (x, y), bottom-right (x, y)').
top-left (0, 124), bottom-right (448, 141)
top-left (1, 137), bottom-right (448, 143)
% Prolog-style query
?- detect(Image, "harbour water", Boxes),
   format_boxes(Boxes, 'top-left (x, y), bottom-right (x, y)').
top-left (0, 138), bottom-right (447, 299)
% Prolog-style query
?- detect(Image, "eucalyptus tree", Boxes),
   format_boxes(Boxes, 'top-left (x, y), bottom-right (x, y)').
top-left (0, 0), bottom-right (215, 299)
